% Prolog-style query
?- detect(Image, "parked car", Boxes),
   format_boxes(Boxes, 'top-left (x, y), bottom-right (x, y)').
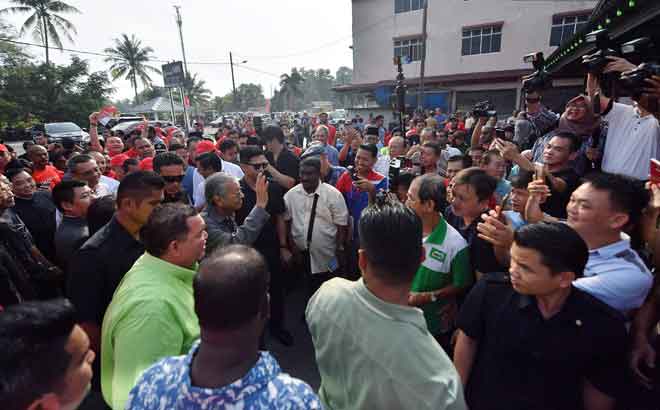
top-left (41, 122), bottom-right (90, 144)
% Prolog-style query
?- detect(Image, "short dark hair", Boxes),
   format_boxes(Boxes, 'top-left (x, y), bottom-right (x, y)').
top-left (186, 137), bottom-right (201, 148)
top-left (514, 222), bottom-right (588, 278)
top-left (52, 180), bottom-right (87, 211)
top-left (197, 152), bottom-right (222, 173)
top-left (218, 139), bottom-right (238, 153)
top-left (168, 143), bottom-right (185, 152)
top-left (261, 125), bottom-right (285, 144)
top-left (583, 172), bottom-right (649, 227)
top-left (358, 196), bottom-right (423, 285)
top-left (122, 158), bottom-right (139, 173)
top-left (397, 171), bottom-right (416, 191)
top-left (552, 131), bottom-right (581, 153)
top-left (66, 154), bottom-right (94, 174)
top-left (452, 167), bottom-right (498, 201)
top-left (480, 149), bottom-right (503, 167)
top-left (195, 245), bottom-right (269, 330)
top-left (447, 155), bottom-right (470, 169)
top-left (153, 152), bottom-right (184, 174)
top-left (239, 146), bottom-right (266, 164)
top-left (510, 169), bottom-right (534, 190)
top-left (87, 195), bottom-right (115, 236)
top-left (416, 174), bottom-right (447, 212)
top-left (4, 167), bottom-right (29, 181)
top-left (141, 203), bottom-right (199, 257)
top-left (358, 143), bottom-right (378, 159)
top-left (300, 156), bottom-right (321, 173)
top-left (116, 171), bottom-right (165, 210)
top-left (0, 299), bottom-right (77, 410)
top-left (423, 142), bottom-right (442, 157)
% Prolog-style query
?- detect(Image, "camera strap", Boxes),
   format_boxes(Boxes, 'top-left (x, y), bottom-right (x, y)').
top-left (306, 193), bottom-right (320, 251)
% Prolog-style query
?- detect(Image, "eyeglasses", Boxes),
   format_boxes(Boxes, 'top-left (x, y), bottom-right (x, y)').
top-left (162, 175), bottom-right (184, 183)
top-left (248, 162), bottom-right (269, 170)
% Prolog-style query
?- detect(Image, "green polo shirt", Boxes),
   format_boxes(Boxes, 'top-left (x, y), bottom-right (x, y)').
top-left (306, 278), bottom-right (466, 410)
top-left (411, 218), bottom-right (472, 335)
top-left (101, 253), bottom-right (200, 410)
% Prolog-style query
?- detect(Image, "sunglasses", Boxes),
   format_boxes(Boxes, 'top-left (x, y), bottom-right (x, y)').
top-left (248, 162), bottom-right (269, 170)
top-left (162, 175), bottom-right (184, 183)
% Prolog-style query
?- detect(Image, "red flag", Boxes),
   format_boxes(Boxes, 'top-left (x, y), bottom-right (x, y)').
top-left (184, 96), bottom-right (190, 107)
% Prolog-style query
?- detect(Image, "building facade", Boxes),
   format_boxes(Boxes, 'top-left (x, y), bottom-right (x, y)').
top-left (338, 0), bottom-right (597, 120)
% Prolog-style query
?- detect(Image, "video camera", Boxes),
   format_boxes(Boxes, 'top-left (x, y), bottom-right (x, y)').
top-left (522, 52), bottom-right (552, 92)
top-left (619, 37), bottom-right (660, 96)
top-left (472, 100), bottom-right (497, 118)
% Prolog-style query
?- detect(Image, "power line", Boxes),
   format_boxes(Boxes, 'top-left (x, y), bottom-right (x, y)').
top-left (236, 14), bottom-right (394, 61)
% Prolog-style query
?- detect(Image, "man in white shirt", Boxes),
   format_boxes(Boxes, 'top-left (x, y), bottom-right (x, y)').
top-left (588, 59), bottom-right (660, 180)
top-left (192, 151), bottom-right (244, 208)
top-left (284, 157), bottom-right (348, 298)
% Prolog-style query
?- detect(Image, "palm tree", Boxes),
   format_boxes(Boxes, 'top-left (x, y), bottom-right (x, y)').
top-left (0, 0), bottom-right (80, 65)
top-left (279, 68), bottom-right (304, 111)
top-left (184, 73), bottom-right (211, 114)
top-left (104, 34), bottom-right (160, 104)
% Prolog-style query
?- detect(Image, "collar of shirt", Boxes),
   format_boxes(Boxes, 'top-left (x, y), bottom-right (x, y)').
top-left (516, 286), bottom-right (583, 325)
top-left (589, 238), bottom-right (630, 258)
top-left (426, 218), bottom-right (448, 244)
top-left (354, 278), bottom-right (428, 332)
top-left (140, 252), bottom-right (198, 285)
top-left (178, 341), bottom-right (282, 403)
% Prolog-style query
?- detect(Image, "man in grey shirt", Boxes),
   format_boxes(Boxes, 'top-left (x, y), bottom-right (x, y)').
top-left (202, 172), bottom-right (270, 255)
top-left (52, 180), bottom-right (92, 270)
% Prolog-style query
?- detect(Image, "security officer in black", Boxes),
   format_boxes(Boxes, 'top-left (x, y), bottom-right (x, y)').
top-left (453, 222), bottom-right (627, 410)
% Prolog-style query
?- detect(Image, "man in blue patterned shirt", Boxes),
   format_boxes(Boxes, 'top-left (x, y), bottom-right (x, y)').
top-left (126, 245), bottom-right (321, 410)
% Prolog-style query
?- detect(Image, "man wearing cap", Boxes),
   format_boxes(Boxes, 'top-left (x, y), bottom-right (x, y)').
top-left (301, 143), bottom-right (346, 188)
top-left (110, 154), bottom-right (130, 180)
top-left (0, 143), bottom-right (12, 175)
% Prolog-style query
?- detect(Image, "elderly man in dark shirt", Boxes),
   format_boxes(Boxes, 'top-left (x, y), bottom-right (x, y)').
top-left (5, 168), bottom-right (57, 262)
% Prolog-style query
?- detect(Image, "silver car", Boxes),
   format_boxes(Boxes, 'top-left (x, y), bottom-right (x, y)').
top-left (44, 122), bottom-right (90, 144)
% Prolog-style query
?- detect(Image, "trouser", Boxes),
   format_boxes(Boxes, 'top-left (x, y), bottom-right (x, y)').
top-left (264, 251), bottom-right (286, 329)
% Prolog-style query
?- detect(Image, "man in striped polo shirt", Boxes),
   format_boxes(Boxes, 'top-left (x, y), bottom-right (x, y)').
top-left (406, 174), bottom-right (473, 351)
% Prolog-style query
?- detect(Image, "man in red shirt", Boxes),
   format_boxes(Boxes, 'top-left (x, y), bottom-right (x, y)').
top-left (318, 112), bottom-right (337, 146)
top-left (28, 145), bottom-right (61, 191)
top-left (0, 144), bottom-right (11, 175)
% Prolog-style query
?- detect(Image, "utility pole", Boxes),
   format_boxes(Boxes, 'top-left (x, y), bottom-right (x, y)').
top-left (174, 5), bottom-right (190, 135)
top-left (394, 56), bottom-right (407, 135)
top-left (230, 51), bottom-right (238, 111)
top-left (417, 0), bottom-right (428, 110)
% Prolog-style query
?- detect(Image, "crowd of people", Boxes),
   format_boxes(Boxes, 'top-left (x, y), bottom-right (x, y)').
top-left (1, 57), bottom-right (660, 410)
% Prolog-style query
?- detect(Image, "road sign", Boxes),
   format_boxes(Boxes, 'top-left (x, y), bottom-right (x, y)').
top-left (162, 61), bottom-right (185, 88)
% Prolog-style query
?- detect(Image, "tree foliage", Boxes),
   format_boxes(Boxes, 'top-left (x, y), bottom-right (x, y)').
top-left (0, 0), bottom-right (80, 65)
top-left (0, 55), bottom-right (114, 129)
top-left (271, 66), bottom-right (353, 112)
top-left (104, 33), bottom-right (160, 104)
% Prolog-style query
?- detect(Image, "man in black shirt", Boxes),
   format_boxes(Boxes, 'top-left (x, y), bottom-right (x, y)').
top-left (445, 167), bottom-right (505, 276)
top-left (237, 146), bottom-right (293, 346)
top-left (262, 125), bottom-right (299, 190)
top-left (6, 168), bottom-right (57, 262)
top-left (66, 171), bottom-right (164, 402)
top-left (52, 180), bottom-right (92, 270)
top-left (454, 222), bottom-right (627, 410)
top-left (153, 152), bottom-right (190, 205)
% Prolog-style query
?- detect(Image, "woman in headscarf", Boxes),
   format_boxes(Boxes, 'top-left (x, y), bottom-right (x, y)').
top-left (530, 94), bottom-right (603, 176)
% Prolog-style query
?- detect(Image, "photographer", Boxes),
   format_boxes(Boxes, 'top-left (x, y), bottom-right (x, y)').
top-left (588, 56), bottom-right (660, 180)
top-left (513, 90), bottom-right (559, 150)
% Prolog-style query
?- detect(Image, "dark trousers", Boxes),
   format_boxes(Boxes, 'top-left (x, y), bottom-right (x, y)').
top-left (263, 250), bottom-right (286, 329)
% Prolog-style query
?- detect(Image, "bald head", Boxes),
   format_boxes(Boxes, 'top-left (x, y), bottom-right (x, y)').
top-left (388, 136), bottom-right (406, 157)
top-left (194, 245), bottom-right (269, 331)
top-left (28, 145), bottom-right (49, 169)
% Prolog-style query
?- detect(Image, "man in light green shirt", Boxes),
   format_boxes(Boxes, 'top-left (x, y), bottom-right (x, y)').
top-left (306, 198), bottom-right (466, 410)
top-left (101, 203), bottom-right (207, 409)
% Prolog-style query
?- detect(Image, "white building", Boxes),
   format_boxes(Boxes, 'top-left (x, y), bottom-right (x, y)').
top-left (337, 0), bottom-right (597, 119)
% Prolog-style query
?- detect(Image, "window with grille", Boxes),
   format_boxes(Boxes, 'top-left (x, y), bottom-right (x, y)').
top-left (549, 14), bottom-right (589, 47)
top-left (461, 25), bottom-right (502, 56)
top-left (394, 38), bottom-right (424, 62)
top-left (394, 0), bottom-right (426, 14)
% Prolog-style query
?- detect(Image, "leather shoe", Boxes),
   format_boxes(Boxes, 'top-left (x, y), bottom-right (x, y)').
top-left (269, 326), bottom-right (294, 347)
